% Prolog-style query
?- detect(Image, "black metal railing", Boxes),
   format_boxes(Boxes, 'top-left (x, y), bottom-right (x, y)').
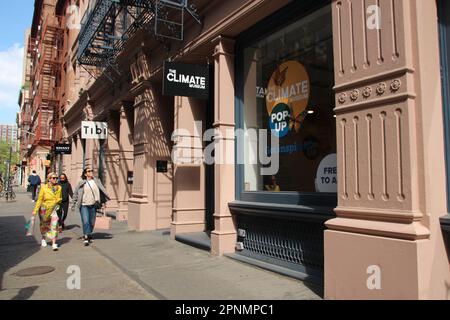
top-left (77, 0), bottom-right (202, 74)
top-left (78, 0), bottom-right (116, 65)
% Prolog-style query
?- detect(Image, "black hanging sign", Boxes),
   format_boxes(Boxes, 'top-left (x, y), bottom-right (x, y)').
top-left (163, 61), bottom-right (210, 99)
top-left (54, 144), bottom-right (72, 155)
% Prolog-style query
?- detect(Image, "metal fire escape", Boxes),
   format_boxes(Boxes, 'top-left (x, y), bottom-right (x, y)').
top-left (19, 39), bottom-right (33, 155)
top-left (77, 0), bottom-right (202, 81)
top-left (29, 15), bottom-right (64, 149)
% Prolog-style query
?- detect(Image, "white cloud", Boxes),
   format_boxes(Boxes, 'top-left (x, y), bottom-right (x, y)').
top-left (0, 43), bottom-right (24, 122)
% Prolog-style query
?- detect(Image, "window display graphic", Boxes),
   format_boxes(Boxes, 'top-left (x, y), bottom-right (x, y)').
top-left (315, 153), bottom-right (337, 193)
top-left (241, 5), bottom-right (336, 193)
top-left (266, 61), bottom-right (310, 138)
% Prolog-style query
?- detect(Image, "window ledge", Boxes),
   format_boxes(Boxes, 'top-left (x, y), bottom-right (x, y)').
top-left (229, 200), bottom-right (335, 222)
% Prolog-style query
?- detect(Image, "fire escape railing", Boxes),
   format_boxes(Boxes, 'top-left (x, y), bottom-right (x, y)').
top-left (77, 0), bottom-right (202, 81)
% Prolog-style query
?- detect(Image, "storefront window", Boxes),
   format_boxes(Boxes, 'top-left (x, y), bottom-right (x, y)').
top-left (240, 4), bottom-right (336, 194)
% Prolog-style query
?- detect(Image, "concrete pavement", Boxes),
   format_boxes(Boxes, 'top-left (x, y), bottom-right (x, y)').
top-left (0, 188), bottom-right (322, 300)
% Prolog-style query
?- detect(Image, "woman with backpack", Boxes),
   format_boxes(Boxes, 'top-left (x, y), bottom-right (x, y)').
top-left (72, 167), bottom-right (110, 246)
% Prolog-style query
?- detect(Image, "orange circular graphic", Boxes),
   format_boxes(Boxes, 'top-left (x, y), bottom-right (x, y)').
top-left (266, 60), bottom-right (310, 133)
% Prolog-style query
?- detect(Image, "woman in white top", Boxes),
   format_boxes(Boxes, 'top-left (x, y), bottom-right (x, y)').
top-left (72, 167), bottom-right (110, 246)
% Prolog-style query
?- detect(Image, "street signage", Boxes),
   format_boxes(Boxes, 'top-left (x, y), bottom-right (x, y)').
top-left (127, 171), bottom-right (134, 185)
top-left (54, 144), bottom-right (72, 155)
top-left (157, 161), bottom-right (168, 173)
top-left (163, 61), bottom-right (210, 99)
top-left (82, 121), bottom-right (108, 140)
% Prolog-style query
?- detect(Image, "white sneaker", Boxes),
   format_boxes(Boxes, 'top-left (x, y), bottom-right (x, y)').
top-left (52, 244), bottom-right (59, 251)
top-left (41, 240), bottom-right (47, 247)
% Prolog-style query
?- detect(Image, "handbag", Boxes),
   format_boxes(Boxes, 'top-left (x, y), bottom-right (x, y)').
top-left (86, 180), bottom-right (111, 230)
top-left (86, 180), bottom-right (102, 210)
top-left (95, 208), bottom-right (112, 230)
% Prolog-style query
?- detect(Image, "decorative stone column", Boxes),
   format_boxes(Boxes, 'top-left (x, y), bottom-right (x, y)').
top-left (325, 0), bottom-right (450, 299)
top-left (128, 49), bottom-right (173, 231)
top-left (70, 136), bottom-right (79, 183)
top-left (211, 36), bottom-right (237, 256)
top-left (117, 103), bottom-right (134, 221)
top-left (104, 111), bottom-right (120, 213)
top-left (83, 101), bottom-right (95, 170)
top-left (75, 133), bottom-right (84, 180)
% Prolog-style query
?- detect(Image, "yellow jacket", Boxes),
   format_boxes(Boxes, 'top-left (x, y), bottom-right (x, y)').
top-left (33, 184), bottom-right (62, 216)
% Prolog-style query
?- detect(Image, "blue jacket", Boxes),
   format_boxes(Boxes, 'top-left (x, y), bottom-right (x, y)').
top-left (28, 174), bottom-right (41, 186)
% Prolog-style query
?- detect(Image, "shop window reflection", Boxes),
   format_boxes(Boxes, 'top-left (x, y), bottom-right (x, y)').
top-left (242, 5), bottom-right (336, 194)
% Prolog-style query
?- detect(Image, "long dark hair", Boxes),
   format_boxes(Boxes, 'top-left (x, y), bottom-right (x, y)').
top-left (60, 173), bottom-right (69, 183)
top-left (81, 168), bottom-right (90, 180)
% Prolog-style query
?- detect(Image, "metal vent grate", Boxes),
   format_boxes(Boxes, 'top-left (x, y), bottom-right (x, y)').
top-left (237, 215), bottom-right (325, 272)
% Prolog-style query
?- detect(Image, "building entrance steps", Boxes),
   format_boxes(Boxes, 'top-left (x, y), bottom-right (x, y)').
top-left (175, 232), bottom-right (211, 251)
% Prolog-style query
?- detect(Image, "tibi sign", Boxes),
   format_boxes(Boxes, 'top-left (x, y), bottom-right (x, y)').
top-left (163, 61), bottom-right (210, 99)
top-left (82, 121), bottom-right (108, 140)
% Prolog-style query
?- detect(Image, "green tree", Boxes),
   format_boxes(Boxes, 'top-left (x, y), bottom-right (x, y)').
top-left (0, 141), bottom-right (20, 180)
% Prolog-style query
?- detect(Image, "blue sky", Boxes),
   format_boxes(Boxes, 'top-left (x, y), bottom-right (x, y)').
top-left (0, 0), bottom-right (35, 125)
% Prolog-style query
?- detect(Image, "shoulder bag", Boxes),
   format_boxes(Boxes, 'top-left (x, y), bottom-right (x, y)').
top-left (86, 180), bottom-right (102, 210)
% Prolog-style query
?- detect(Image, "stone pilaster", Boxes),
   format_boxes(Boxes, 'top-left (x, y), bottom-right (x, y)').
top-left (210, 36), bottom-right (237, 256)
top-left (127, 49), bottom-right (173, 231)
top-left (325, 0), bottom-right (449, 299)
top-left (117, 103), bottom-right (134, 221)
top-left (104, 112), bottom-right (120, 213)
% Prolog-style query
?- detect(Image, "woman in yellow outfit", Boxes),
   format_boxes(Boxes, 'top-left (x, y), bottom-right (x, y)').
top-left (31, 172), bottom-right (62, 251)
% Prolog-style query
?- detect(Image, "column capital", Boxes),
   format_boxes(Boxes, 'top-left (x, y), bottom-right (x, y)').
top-left (212, 36), bottom-right (235, 58)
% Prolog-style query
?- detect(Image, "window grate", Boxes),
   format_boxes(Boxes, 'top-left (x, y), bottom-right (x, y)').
top-left (237, 215), bottom-right (325, 271)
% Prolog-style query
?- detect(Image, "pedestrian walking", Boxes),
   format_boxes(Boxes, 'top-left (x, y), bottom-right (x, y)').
top-left (58, 173), bottom-right (73, 231)
top-left (30, 172), bottom-right (62, 252)
top-left (72, 167), bottom-right (110, 246)
top-left (28, 170), bottom-right (41, 202)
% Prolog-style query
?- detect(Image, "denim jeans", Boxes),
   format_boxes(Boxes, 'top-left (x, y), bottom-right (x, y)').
top-left (31, 185), bottom-right (38, 201)
top-left (80, 205), bottom-right (96, 236)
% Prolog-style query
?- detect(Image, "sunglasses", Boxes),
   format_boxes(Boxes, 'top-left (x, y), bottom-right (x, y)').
top-left (86, 170), bottom-right (93, 173)
top-left (50, 177), bottom-right (58, 180)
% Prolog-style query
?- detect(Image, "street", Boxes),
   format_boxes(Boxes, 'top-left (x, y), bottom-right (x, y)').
top-left (0, 188), bottom-right (322, 300)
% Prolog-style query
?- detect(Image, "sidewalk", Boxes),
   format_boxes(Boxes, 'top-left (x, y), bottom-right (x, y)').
top-left (0, 189), bottom-right (322, 300)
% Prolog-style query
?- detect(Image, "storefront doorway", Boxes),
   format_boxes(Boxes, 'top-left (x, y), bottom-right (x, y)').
top-left (205, 64), bottom-right (215, 232)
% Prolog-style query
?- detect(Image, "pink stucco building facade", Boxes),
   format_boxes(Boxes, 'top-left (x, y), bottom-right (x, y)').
top-left (33, 0), bottom-right (450, 299)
